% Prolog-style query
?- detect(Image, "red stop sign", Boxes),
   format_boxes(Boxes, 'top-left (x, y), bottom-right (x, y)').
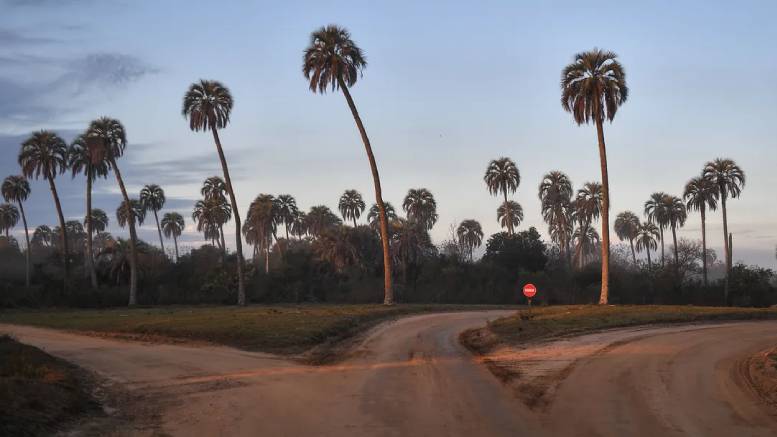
top-left (523, 283), bottom-right (537, 298)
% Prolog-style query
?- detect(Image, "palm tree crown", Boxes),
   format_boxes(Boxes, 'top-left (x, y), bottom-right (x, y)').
top-left (85, 209), bottom-right (109, 233)
top-left (368, 202), bottom-right (397, 231)
top-left (18, 131), bottom-right (69, 179)
top-left (303, 25), bottom-right (366, 93)
top-left (684, 176), bottom-right (718, 214)
top-left (201, 176), bottom-right (227, 200)
top-left (561, 49), bottom-right (628, 124)
top-left (117, 199), bottom-right (145, 228)
top-left (703, 158), bottom-right (745, 201)
top-left (402, 188), bottom-right (438, 231)
top-left (69, 134), bottom-right (110, 180)
top-left (614, 211), bottom-right (640, 242)
top-left (2, 176), bottom-right (30, 205)
top-left (86, 117), bottom-right (127, 161)
top-left (161, 212), bottom-right (185, 238)
top-left (484, 158), bottom-right (520, 202)
top-left (0, 203), bottom-right (19, 237)
top-left (140, 184), bottom-right (166, 212)
top-left (182, 80), bottom-right (233, 131)
top-left (339, 190), bottom-right (366, 226)
top-left (457, 219), bottom-right (484, 261)
top-left (574, 182), bottom-right (603, 225)
top-left (497, 200), bottom-right (524, 233)
top-left (275, 194), bottom-right (298, 238)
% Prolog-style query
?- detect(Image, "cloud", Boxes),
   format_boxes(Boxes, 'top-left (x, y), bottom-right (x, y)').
top-left (0, 28), bottom-right (54, 45)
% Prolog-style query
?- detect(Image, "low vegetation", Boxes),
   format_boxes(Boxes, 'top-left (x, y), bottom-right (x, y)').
top-left (0, 335), bottom-right (97, 436)
top-left (462, 305), bottom-right (777, 354)
top-left (0, 304), bottom-right (508, 356)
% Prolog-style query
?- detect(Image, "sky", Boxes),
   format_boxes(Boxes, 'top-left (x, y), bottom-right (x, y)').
top-left (1, 0), bottom-right (776, 268)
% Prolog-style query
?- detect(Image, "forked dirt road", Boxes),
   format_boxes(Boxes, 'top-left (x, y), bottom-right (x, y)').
top-left (2, 313), bottom-right (777, 436)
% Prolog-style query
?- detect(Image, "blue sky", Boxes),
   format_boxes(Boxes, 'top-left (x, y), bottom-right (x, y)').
top-left (1, 0), bottom-right (775, 267)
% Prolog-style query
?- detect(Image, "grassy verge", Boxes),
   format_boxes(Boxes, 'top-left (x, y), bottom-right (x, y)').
top-left (0, 304), bottom-right (509, 358)
top-left (0, 335), bottom-right (98, 436)
top-left (462, 305), bottom-right (777, 354)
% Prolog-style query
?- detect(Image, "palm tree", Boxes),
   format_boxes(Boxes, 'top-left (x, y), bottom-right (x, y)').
top-left (644, 192), bottom-right (669, 267)
top-left (193, 197), bottom-right (231, 250)
top-left (339, 190), bottom-right (366, 227)
top-left (539, 171), bottom-right (574, 266)
top-left (85, 117), bottom-right (139, 305)
top-left (313, 226), bottom-right (360, 272)
top-left (561, 49), bottom-right (628, 304)
top-left (573, 222), bottom-right (600, 268)
top-left (456, 220), bottom-right (483, 261)
top-left (367, 202), bottom-right (397, 231)
top-left (703, 158), bottom-right (745, 303)
top-left (484, 157), bottom-right (520, 235)
top-left (32, 225), bottom-right (53, 249)
top-left (614, 211), bottom-right (640, 266)
top-left (290, 210), bottom-right (308, 239)
top-left (2, 175), bottom-right (32, 287)
top-left (161, 212), bottom-right (185, 262)
top-left (69, 134), bottom-right (110, 288)
top-left (402, 188), bottom-right (438, 231)
top-left (306, 205), bottom-right (342, 237)
top-left (18, 130), bottom-right (70, 284)
top-left (243, 194), bottom-right (277, 272)
top-left (303, 25), bottom-right (394, 304)
top-left (183, 80), bottom-right (246, 306)
top-left (0, 203), bottom-right (19, 238)
top-left (85, 209), bottom-right (109, 234)
top-left (275, 194), bottom-right (298, 239)
top-left (574, 182), bottom-right (602, 229)
top-left (140, 184), bottom-right (167, 254)
top-left (664, 195), bottom-right (687, 266)
top-left (635, 222), bottom-right (659, 269)
top-left (497, 201), bottom-right (523, 234)
top-left (683, 175), bottom-right (718, 285)
top-left (200, 177), bottom-right (230, 252)
top-left (116, 199), bottom-right (146, 230)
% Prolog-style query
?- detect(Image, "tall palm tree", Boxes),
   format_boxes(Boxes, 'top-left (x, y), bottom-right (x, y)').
top-left (561, 49), bottom-right (628, 304)
top-left (69, 134), bottom-right (110, 288)
top-left (664, 195), bottom-right (687, 266)
top-left (275, 194), bottom-right (298, 239)
top-left (539, 171), bottom-right (574, 267)
top-left (402, 188), bottom-right (438, 231)
top-left (200, 177), bottom-right (230, 252)
top-left (635, 222), bottom-right (659, 269)
top-left (456, 219), bottom-right (483, 261)
top-left (183, 81), bottom-right (246, 306)
top-left (683, 175), bottom-right (718, 286)
top-left (644, 192), bottom-right (669, 267)
top-left (85, 117), bottom-right (139, 305)
top-left (85, 209), bottom-right (109, 234)
top-left (161, 212), bottom-right (185, 262)
top-left (306, 205), bottom-right (342, 237)
top-left (367, 202), bottom-right (397, 232)
top-left (484, 157), bottom-right (521, 233)
top-left (243, 194), bottom-right (277, 272)
top-left (573, 222), bottom-right (600, 268)
top-left (2, 175), bottom-right (32, 287)
top-left (18, 130), bottom-right (70, 284)
top-left (614, 211), bottom-right (640, 266)
top-left (574, 182), bottom-right (602, 229)
top-left (497, 201), bottom-right (524, 234)
top-left (303, 25), bottom-right (394, 304)
top-left (703, 158), bottom-right (745, 303)
top-left (193, 197), bottom-right (231, 250)
top-left (116, 199), bottom-right (145, 230)
top-left (0, 203), bottom-right (19, 238)
top-left (339, 190), bottom-right (366, 227)
top-left (140, 184), bottom-right (167, 254)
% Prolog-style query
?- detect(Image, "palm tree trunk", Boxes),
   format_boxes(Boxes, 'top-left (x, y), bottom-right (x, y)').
top-left (47, 171), bottom-right (69, 288)
top-left (210, 127), bottom-right (246, 306)
top-left (153, 209), bottom-right (165, 255)
top-left (503, 192), bottom-right (513, 235)
top-left (353, 217), bottom-right (357, 228)
top-left (565, 235), bottom-right (572, 270)
top-left (659, 228), bottom-right (665, 267)
top-left (647, 247), bottom-right (652, 269)
top-left (338, 77), bottom-right (393, 305)
top-left (264, 241), bottom-right (270, 274)
top-left (671, 225), bottom-right (679, 265)
top-left (629, 238), bottom-right (637, 266)
top-left (173, 233), bottom-right (179, 262)
top-left (594, 117), bottom-right (610, 305)
top-left (17, 200), bottom-right (31, 288)
top-left (85, 171), bottom-right (98, 289)
top-left (721, 195), bottom-right (730, 304)
top-left (109, 157), bottom-right (138, 306)
top-left (701, 207), bottom-right (708, 286)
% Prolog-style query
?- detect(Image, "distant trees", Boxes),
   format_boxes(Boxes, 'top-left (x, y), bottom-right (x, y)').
top-left (456, 220), bottom-right (484, 261)
top-left (683, 176), bottom-right (718, 285)
top-left (2, 176), bottom-right (31, 287)
top-left (339, 190), bottom-right (366, 227)
top-left (484, 227), bottom-right (547, 272)
top-left (614, 211), bottom-right (640, 266)
top-left (140, 184), bottom-right (167, 252)
top-left (402, 188), bottom-right (438, 231)
top-left (161, 212), bottom-right (185, 262)
top-left (539, 171), bottom-right (574, 268)
top-left (485, 157), bottom-right (521, 235)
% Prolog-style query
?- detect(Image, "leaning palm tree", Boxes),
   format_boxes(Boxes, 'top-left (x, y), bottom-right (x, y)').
top-left (402, 188), bottom-right (438, 231)
top-left (497, 201), bottom-right (524, 234)
top-left (161, 212), bottom-right (185, 262)
top-left (339, 190), bottom-right (366, 227)
top-left (456, 219), bottom-right (484, 261)
top-left (635, 222), bottom-right (660, 269)
top-left (703, 158), bottom-right (745, 303)
top-left (484, 158), bottom-right (521, 234)
top-left (140, 184), bottom-right (167, 254)
top-left (2, 175), bottom-right (32, 287)
top-left (0, 203), bottom-right (19, 238)
top-left (539, 171), bottom-right (574, 267)
top-left (19, 130), bottom-right (70, 284)
top-left (275, 194), bottom-right (298, 239)
top-left (644, 192), bottom-right (669, 267)
top-left (303, 25), bottom-right (394, 304)
top-left (69, 134), bottom-right (110, 288)
top-left (561, 49), bottom-right (628, 304)
top-left (664, 195), bottom-right (687, 266)
top-left (367, 202), bottom-right (397, 232)
top-left (683, 175), bottom-right (718, 285)
top-left (614, 211), bottom-right (640, 266)
top-left (183, 81), bottom-right (246, 306)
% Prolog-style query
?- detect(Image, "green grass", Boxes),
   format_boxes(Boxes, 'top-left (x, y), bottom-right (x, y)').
top-left (0, 335), bottom-right (97, 436)
top-left (0, 304), bottom-right (510, 356)
top-left (464, 305), bottom-right (777, 353)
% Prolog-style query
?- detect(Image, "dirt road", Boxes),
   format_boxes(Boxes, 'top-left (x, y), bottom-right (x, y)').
top-left (2, 314), bottom-right (777, 436)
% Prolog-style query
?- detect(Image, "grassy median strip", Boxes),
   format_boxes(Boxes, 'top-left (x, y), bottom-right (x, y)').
top-left (462, 305), bottom-right (777, 354)
top-left (0, 304), bottom-right (508, 357)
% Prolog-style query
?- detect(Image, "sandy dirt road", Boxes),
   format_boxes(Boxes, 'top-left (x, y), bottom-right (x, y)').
top-left (2, 315), bottom-right (777, 436)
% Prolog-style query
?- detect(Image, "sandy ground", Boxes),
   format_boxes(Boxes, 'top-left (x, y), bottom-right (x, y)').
top-left (2, 314), bottom-right (777, 436)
